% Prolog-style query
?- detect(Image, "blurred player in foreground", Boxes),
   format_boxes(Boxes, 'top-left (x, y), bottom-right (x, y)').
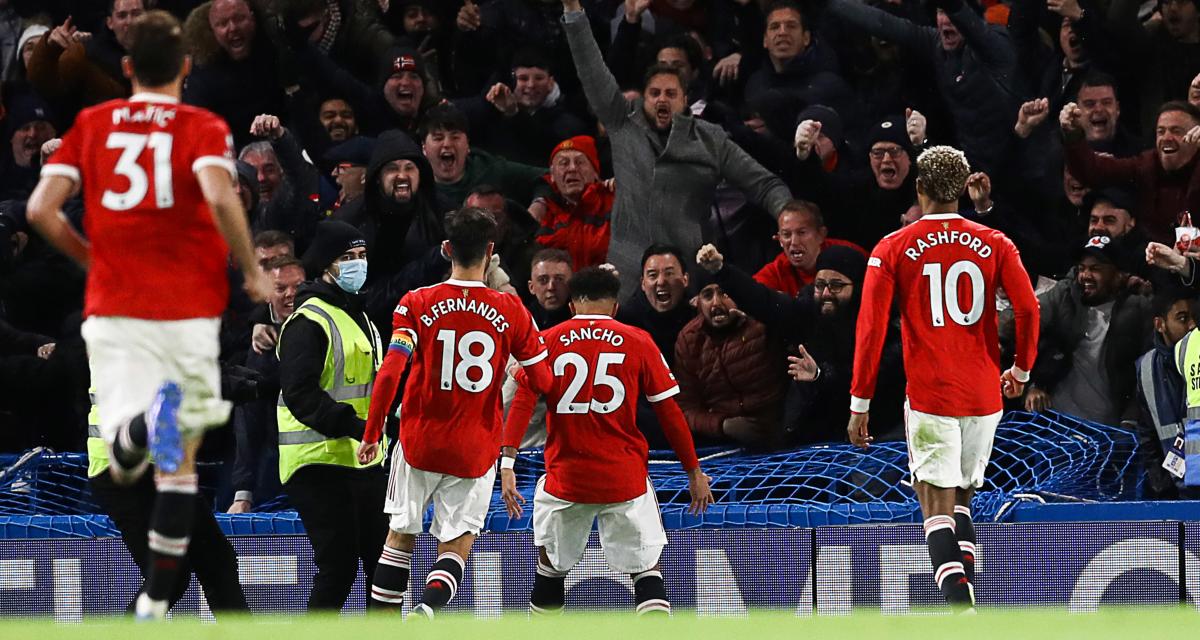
top-left (26, 11), bottom-right (269, 620)
top-left (500, 267), bottom-right (713, 616)
top-left (848, 147), bottom-right (1040, 612)
top-left (357, 207), bottom-right (553, 618)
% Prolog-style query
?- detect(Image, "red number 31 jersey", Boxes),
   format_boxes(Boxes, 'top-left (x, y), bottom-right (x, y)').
top-left (42, 93), bottom-right (236, 320)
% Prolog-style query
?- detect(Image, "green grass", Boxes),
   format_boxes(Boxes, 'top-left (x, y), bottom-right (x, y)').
top-left (4, 608), bottom-right (1197, 640)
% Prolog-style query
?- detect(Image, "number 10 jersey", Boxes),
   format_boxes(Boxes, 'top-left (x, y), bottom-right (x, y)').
top-left (391, 279), bottom-right (547, 478)
top-left (42, 93), bottom-right (236, 320)
top-left (851, 213), bottom-right (1040, 418)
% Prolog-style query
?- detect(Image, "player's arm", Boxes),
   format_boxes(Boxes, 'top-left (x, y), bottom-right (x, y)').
top-left (27, 174), bottom-right (89, 268)
top-left (196, 165), bottom-right (270, 303)
top-left (848, 251), bottom-right (896, 447)
top-left (643, 346), bottom-right (713, 514)
top-left (511, 306), bottom-right (553, 394)
top-left (498, 382), bottom-right (539, 519)
top-left (998, 237), bottom-right (1041, 397)
top-left (360, 326), bottom-right (415, 450)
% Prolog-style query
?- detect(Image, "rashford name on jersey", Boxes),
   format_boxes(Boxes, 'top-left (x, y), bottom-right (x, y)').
top-left (901, 229), bottom-right (993, 262)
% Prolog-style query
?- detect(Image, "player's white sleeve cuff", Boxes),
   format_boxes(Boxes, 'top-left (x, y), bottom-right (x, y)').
top-left (517, 350), bottom-right (548, 367)
top-left (1009, 366), bottom-right (1030, 383)
top-left (646, 385), bottom-right (681, 403)
top-left (40, 163), bottom-right (80, 183)
top-left (193, 156), bottom-right (237, 178)
top-left (849, 396), bottom-right (871, 413)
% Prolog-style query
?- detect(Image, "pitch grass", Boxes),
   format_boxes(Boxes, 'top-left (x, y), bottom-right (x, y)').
top-left (4, 608), bottom-right (1198, 640)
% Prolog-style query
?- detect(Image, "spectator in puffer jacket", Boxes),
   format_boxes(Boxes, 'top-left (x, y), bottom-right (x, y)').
top-left (534, 135), bottom-right (613, 271)
top-left (673, 274), bottom-right (788, 450)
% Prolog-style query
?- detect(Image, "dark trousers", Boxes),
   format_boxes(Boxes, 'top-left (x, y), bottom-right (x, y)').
top-left (89, 469), bottom-right (249, 615)
top-left (285, 464), bottom-right (388, 611)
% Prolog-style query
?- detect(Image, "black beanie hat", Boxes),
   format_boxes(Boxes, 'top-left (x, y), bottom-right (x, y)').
top-left (815, 245), bottom-right (868, 284)
top-left (867, 116), bottom-right (915, 157)
top-left (302, 220), bottom-right (366, 278)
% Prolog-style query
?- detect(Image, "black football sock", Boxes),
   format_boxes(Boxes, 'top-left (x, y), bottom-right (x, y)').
top-left (632, 569), bottom-right (670, 616)
top-left (529, 558), bottom-right (566, 616)
top-left (924, 515), bottom-right (973, 610)
top-left (954, 505), bottom-right (977, 586)
top-left (419, 552), bottom-right (465, 612)
top-left (369, 544), bottom-right (411, 611)
top-left (113, 414), bottom-right (149, 470)
top-left (143, 474), bottom-right (198, 607)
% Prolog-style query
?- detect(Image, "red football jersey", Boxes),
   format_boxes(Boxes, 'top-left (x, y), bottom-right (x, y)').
top-left (851, 213), bottom-right (1040, 417)
top-left (393, 279), bottom-right (547, 477)
top-left (526, 315), bottom-right (682, 504)
top-left (42, 93), bottom-right (235, 320)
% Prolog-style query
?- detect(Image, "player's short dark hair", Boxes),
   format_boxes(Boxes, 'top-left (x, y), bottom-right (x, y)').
top-left (1158, 100), bottom-right (1200, 125)
top-left (1079, 71), bottom-right (1118, 98)
top-left (779, 200), bottom-right (824, 228)
top-left (263, 255), bottom-right (303, 273)
top-left (642, 64), bottom-right (689, 94)
top-left (640, 243), bottom-right (687, 272)
top-left (445, 207), bottom-right (496, 267)
top-left (1152, 285), bottom-right (1195, 318)
top-left (127, 11), bottom-right (186, 87)
top-left (531, 247), bottom-right (572, 270)
top-left (764, 0), bottom-right (807, 28)
top-left (656, 34), bottom-right (703, 72)
top-left (254, 229), bottom-right (294, 250)
top-left (568, 267), bottom-right (621, 303)
top-left (419, 103), bottom-right (469, 139)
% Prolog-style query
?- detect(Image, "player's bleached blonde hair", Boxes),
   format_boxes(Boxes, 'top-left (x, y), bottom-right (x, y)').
top-left (915, 145), bottom-right (971, 204)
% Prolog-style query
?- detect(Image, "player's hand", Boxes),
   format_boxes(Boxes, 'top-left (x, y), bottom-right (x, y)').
top-left (251, 323), bottom-right (279, 354)
top-left (794, 119), bottom-right (821, 161)
top-left (905, 108), bottom-right (927, 146)
top-left (1059, 102), bottom-right (1083, 135)
top-left (847, 412), bottom-right (872, 449)
top-left (787, 346), bottom-right (820, 382)
top-left (486, 82), bottom-right (518, 117)
top-left (1024, 387), bottom-right (1052, 412)
top-left (1000, 368), bottom-right (1026, 399)
top-left (1014, 98), bottom-right (1050, 139)
top-left (227, 499), bottom-right (252, 514)
top-left (357, 441), bottom-right (380, 465)
top-left (457, 0), bottom-right (482, 31)
top-left (713, 53), bottom-right (741, 86)
top-left (1147, 241), bottom-right (1189, 273)
top-left (500, 468), bottom-right (525, 518)
top-left (686, 468), bottom-right (714, 515)
top-left (696, 243), bottom-right (725, 274)
top-left (250, 114), bottom-right (284, 140)
top-left (242, 269), bottom-right (272, 304)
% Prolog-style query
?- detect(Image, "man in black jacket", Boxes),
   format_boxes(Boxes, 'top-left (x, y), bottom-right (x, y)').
top-left (276, 221), bottom-right (387, 611)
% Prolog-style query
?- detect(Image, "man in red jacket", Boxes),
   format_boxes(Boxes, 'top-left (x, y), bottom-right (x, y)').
top-left (753, 200), bottom-right (865, 298)
top-left (534, 135), bottom-right (614, 270)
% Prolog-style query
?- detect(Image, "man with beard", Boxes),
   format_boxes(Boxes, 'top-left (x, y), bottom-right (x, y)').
top-left (334, 129), bottom-right (446, 334)
top-left (318, 97), bottom-right (358, 143)
top-left (697, 243), bottom-right (905, 445)
top-left (534, 135), bottom-right (613, 270)
top-left (673, 278), bottom-right (789, 450)
top-left (752, 201), bottom-right (865, 298)
top-left (1062, 100), bottom-right (1200, 244)
top-left (421, 103), bottom-right (550, 211)
top-left (239, 115), bottom-right (321, 251)
top-left (561, 0), bottom-right (791, 297)
top-left (0, 96), bottom-right (56, 200)
top-left (1015, 236), bottom-right (1152, 426)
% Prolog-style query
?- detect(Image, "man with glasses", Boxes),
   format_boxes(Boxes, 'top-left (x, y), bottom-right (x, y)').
top-left (752, 200), bottom-right (865, 298)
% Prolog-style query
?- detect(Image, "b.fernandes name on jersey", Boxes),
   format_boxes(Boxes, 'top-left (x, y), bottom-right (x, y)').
top-left (418, 296), bottom-right (511, 333)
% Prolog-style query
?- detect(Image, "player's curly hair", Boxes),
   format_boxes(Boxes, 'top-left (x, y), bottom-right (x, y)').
top-left (915, 145), bottom-right (971, 204)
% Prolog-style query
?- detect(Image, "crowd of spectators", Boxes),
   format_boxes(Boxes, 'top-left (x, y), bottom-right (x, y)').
top-left (2, 0), bottom-right (1200, 503)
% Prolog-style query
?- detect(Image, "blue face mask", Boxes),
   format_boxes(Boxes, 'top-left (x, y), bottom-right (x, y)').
top-left (333, 259), bottom-right (368, 293)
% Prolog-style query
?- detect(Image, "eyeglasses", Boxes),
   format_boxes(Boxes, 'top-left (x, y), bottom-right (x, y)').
top-left (869, 147), bottom-right (905, 160)
top-left (812, 279), bottom-right (850, 293)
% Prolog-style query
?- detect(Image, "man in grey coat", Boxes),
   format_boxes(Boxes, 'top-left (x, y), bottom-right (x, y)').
top-left (560, 0), bottom-right (792, 296)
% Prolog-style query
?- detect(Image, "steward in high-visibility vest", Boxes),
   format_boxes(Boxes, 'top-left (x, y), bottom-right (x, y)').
top-left (277, 220), bottom-right (388, 611)
top-left (1172, 328), bottom-right (1200, 488)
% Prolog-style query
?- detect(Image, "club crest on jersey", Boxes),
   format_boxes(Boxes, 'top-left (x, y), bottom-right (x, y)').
top-left (942, 222), bottom-right (950, 230)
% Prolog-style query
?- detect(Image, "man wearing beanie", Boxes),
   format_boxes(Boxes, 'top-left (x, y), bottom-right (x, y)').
top-left (534, 135), bottom-right (614, 270)
top-left (276, 219), bottom-right (387, 612)
top-left (0, 94), bottom-right (56, 200)
top-left (695, 242), bottom-right (906, 445)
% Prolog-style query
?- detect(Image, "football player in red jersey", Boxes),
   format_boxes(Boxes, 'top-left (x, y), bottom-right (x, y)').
top-left (847, 146), bottom-right (1040, 612)
top-left (357, 207), bottom-right (553, 618)
top-left (500, 267), bottom-right (713, 617)
top-left (26, 11), bottom-right (269, 620)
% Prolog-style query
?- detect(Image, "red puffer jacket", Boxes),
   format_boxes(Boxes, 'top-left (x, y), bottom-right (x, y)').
top-left (672, 314), bottom-right (787, 439)
top-left (535, 180), bottom-right (614, 270)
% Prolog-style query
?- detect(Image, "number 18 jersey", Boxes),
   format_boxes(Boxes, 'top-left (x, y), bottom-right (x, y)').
top-left (42, 93), bottom-right (236, 320)
top-left (851, 213), bottom-right (1039, 417)
top-left (392, 279), bottom-right (547, 478)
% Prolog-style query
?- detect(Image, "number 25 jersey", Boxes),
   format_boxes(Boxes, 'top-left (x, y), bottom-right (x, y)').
top-left (851, 213), bottom-right (1040, 417)
top-left (392, 279), bottom-right (547, 478)
top-left (42, 93), bottom-right (236, 320)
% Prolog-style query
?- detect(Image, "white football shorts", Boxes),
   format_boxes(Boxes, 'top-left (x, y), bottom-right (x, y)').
top-left (904, 399), bottom-right (1001, 489)
top-left (384, 441), bottom-right (496, 542)
top-left (533, 476), bottom-right (667, 575)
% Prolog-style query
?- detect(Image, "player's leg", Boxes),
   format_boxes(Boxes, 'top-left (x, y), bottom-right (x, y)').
top-left (136, 439), bottom-right (202, 620)
top-left (410, 467), bottom-right (497, 618)
top-left (599, 479), bottom-right (670, 617)
top-left (371, 443), bottom-right (428, 611)
top-left (906, 403), bottom-right (973, 611)
top-left (529, 477), bottom-right (592, 616)
top-left (956, 410), bottom-right (1002, 596)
